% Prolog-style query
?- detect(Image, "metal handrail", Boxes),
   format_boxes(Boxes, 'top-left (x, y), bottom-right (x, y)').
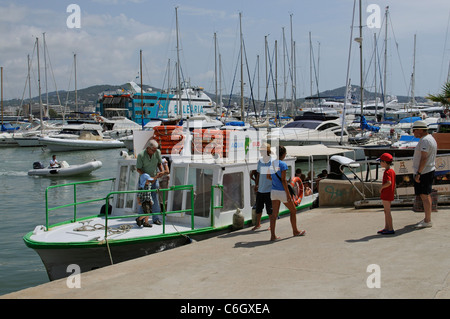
top-left (44, 180), bottom-right (224, 240)
top-left (44, 178), bottom-right (115, 230)
top-left (103, 184), bottom-right (195, 239)
top-left (210, 185), bottom-right (224, 227)
top-left (44, 180), bottom-right (196, 239)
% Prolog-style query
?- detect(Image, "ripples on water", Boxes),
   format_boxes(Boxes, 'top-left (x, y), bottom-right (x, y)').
top-left (0, 146), bottom-right (125, 296)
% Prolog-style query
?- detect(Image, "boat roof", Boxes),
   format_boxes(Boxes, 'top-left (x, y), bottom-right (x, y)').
top-left (285, 144), bottom-right (351, 158)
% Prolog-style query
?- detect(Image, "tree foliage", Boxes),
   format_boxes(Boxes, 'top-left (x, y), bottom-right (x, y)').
top-left (426, 82), bottom-right (450, 106)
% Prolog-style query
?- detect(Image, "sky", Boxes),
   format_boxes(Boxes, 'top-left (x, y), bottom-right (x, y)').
top-left (1, 0), bottom-right (449, 103)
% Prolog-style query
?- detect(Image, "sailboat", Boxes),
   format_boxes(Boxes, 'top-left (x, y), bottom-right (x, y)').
top-left (97, 12), bottom-right (215, 127)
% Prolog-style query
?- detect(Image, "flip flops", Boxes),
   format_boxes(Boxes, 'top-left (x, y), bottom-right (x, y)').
top-left (377, 229), bottom-right (395, 235)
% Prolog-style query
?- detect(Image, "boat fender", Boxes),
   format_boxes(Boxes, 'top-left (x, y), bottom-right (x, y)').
top-left (232, 208), bottom-right (244, 230)
top-left (185, 237), bottom-right (197, 244)
top-left (33, 225), bottom-right (46, 235)
top-left (100, 203), bottom-right (112, 215)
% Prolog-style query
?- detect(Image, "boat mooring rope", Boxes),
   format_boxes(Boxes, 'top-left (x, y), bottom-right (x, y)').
top-left (73, 220), bottom-right (133, 266)
top-left (73, 221), bottom-right (132, 234)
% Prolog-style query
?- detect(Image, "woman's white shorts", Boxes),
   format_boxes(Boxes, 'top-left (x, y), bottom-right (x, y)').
top-left (271, 189), bottom-right (288, 202)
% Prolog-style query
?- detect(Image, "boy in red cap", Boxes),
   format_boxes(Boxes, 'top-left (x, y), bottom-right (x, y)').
top-left (378, 153), bottom-right (396, 234)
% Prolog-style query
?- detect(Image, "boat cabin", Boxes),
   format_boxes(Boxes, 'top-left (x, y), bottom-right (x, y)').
top-left (112, 148), bottom-right (298, 231)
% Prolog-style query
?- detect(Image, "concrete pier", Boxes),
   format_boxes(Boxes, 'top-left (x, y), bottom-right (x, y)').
top-left (2, 206), bottom-right (450, 299)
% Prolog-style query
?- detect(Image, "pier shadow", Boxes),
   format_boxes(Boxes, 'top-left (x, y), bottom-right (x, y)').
top-left (233, 236), bottom-right (291, 248)
top-left (345, 223), bottom-right (419, 243)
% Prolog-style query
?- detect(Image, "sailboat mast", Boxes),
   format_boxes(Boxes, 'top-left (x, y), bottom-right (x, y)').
top-left (1, 67), bottom-right (3, 126)
top-left (374, 33), bottom-right (377, 109)
top-left (36, 37), bottom-right (43, 133)
top-left (290, 14), bottom-right (295, 115)
top-left (214, 32), bottom-right (218, 116)
top-left (176, 7), bottom-right (182, 119)
top-left (43, 32), bottom-right (49, 116)
top-left (411, 34), bottom-right (416, 108)
top-left (240, 12), bottom-right (244, 120)
top-left (28, 54), bottom-right (32, 119)
top-left (383, 6), bottom-right (389, 116)
top-left (74, 53), bottom-right (78, 116)
top-left (140, 49), bottom-right (144, 128)
top-left (358, 0), bottom-right (364, 116)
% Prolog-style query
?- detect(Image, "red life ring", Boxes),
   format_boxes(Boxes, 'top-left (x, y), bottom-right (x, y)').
top-left (290, 176), bottom-right (304, 206)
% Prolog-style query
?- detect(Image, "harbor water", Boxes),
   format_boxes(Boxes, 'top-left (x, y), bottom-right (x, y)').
top-left (0, 146), bottom-right (127, 296)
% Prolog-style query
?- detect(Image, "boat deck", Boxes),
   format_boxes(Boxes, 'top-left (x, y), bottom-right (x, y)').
top-left (30, 216), bottom-right (194, 243)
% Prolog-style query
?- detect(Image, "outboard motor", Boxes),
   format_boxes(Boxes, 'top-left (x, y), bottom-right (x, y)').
top-left (33, 161), bottom-right (44, 169)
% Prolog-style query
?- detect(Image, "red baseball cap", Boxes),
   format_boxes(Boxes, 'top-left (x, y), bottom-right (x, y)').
top-left (378, 153), bottom-right (393, 162)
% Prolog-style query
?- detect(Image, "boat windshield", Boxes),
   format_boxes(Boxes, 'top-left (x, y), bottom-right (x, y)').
top-left (283, 120), bottom-right (321, 129)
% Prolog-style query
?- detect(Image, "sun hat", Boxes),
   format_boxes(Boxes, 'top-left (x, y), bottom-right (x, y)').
top-left (377, 153), bottom-right (393, 163)
top-left (139, 173), bottom-right (153, 188)
top-left (412, 120), bottom-right (428, 130)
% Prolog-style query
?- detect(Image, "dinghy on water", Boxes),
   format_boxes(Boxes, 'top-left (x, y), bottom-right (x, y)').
top-left (28, 160), bottom-right (102, 177)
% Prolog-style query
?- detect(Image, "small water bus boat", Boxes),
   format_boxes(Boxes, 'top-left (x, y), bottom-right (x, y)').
top-left (23, 130), bottom-right (317, 281)
top-left (27, 160), bottom-right (102, 177)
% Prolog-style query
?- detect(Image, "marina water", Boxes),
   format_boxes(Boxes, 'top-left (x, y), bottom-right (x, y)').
top-left (0, 146), bottom-right (126, 296)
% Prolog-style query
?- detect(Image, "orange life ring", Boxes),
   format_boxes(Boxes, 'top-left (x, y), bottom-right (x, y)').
top-left (290, 176), bottom-right (304, 206)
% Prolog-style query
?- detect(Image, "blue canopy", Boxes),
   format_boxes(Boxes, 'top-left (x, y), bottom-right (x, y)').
top-left (1, 123), bottom-right (20, 132)
top-left (360, 116), bottom-right (380, 133)
top-left (399, 116), bottom-right (421, 123)
top-left (398, 135), bottom-right (419, 142)
top-left (225, 121), bottom-right (245, 126)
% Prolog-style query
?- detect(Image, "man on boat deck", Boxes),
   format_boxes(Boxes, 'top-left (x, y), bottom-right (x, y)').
top-left (136, 139), bottom-right (164, 225)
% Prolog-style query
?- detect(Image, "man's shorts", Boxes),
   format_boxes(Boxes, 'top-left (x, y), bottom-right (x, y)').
top-left (414, 170), bottom-right (434, 195)
top-left (255, 192), bottom-right (272, 215)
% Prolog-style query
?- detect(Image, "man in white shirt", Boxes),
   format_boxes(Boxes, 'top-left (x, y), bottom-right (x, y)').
top-left (49, 155), bottom-right (60, 168)
top-left (412, 121), bottom-right (437, 228)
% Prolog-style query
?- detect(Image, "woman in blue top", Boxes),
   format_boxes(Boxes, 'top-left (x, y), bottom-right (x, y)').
top-left (268, 146), bottom-right (306, 241)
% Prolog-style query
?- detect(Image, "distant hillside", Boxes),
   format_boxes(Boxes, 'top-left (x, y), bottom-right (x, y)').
top-left (3, 83), bottom-right (427, 109)
top-left (306, 85), bottom-right (428, 104)
top-left (2, 83), bottom-right (158, 109)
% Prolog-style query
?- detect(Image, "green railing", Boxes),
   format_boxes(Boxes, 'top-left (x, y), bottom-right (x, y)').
top-left (43, 179), bottom-right (223, 240)
top-left (103, 184), bottom-right (195, 239)
top-left (45, 178), bottom-right (116, 230)
top-left (210, 185), bottom-right (224, 227)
